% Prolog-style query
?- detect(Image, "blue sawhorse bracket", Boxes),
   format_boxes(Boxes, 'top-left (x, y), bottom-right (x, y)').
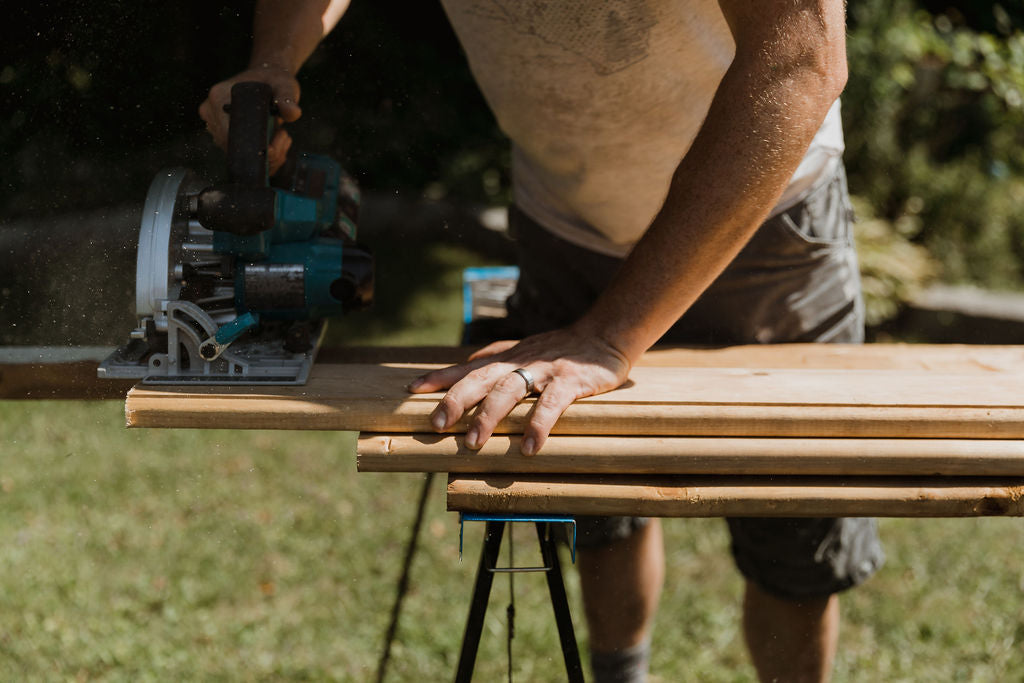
top-left (455, 514), bottom-right (584, 682)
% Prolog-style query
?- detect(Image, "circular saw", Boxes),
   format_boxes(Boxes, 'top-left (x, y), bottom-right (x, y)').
top-left (99, 82), bottom-right (373, 385)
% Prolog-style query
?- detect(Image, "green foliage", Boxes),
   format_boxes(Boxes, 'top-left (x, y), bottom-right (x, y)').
top-left (845, 1), bottom-right (1024, 289)
top-left (853, 196), bottom-right (939, 326)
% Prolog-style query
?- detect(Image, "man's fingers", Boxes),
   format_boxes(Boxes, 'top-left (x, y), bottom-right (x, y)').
top-left (268, 129), bottom-right (293, 175)
top-left (429, 367), bottom-right (504, 432)
top-left (521, 381), bottom-right (576, 455)
top-left (468, 339), bottom-right (518, 361)
top-left (199, 68), bottom-right (302, 153)
top-left (407, 356), bottom-right (498, 394)
top-left (465, 369), bottom-right (536, 449)
top-left (199, 91), bottom-right (230, 149)
top-left (277, 101), bottom-right (302, 122)
top-left (407, 329), bottom-right (631, 451)
top-left (274, 84), bottom-right (302, 122)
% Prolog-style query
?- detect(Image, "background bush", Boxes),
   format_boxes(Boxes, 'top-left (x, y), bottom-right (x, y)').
top-left (845, 0), bottom-right (1024, 290)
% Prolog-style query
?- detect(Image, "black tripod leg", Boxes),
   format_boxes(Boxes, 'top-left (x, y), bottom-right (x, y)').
top-left (536, 522), bottom-right (584, 682)
top-left (455, 520), bottom-right (506, 683)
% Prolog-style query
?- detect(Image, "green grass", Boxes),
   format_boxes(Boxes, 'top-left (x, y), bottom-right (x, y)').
top-left (3, 410), bottom-right (1023, 682)
top-left (3, 240), bottom-right (1024, 680)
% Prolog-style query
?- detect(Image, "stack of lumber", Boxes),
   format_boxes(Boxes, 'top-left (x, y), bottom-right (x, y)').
top-left (124, 344), bottom-right (1024, 518)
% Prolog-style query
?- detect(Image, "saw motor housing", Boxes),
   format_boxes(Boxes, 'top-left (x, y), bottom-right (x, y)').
top-left (99, 82), bottom-right (373, 384)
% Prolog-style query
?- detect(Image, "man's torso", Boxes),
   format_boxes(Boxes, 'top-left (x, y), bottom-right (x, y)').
top-left (440, 0), bottom-right (844, 256)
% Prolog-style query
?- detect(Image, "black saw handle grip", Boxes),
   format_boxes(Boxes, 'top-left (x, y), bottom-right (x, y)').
top-left (196, 82), bottom-right (278, 235)
top-left (226, 81), bottom-right (274, 188)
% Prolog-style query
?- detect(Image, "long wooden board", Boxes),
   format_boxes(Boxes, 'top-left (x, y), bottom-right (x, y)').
top-left (127, 355), bottom-right (1024, 438)
top-left (446, 474), bottom-right (1024, 518)
top-left (357, 434), bottom-right (1024, 476)
top-left (321, 343), bottom-right (1024, 371)
top-left (11, 343), bottom-right (1021, 401)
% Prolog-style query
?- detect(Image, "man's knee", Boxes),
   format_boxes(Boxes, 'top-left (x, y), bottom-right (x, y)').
top-left (728, 516), bottom-right (884, 600)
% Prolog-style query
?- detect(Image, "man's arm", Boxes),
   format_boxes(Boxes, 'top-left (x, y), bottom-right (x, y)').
top-left (198, 0), bottom-right (350, 171)
top-left (411, 0), bottom-right (849, 455)
top-left (581, 0), bottom-right (848, 360)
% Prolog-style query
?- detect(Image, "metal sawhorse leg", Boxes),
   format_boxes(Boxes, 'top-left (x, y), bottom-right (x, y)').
top-left (455, 516), bottom-right (584, 682)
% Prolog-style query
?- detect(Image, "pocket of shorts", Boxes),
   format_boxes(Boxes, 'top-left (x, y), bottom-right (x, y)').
top-left (773, 167), bottom-right (854, 249)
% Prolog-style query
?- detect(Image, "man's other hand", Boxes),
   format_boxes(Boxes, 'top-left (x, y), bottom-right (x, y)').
top-left (407, 328), bottom-right (631, 455)
top-left (198, 65), bottom-right (302, 175)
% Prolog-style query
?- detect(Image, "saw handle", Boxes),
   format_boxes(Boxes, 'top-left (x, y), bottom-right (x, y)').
top-left (226, 81), bottom-right (275, 187)
top-left (196, 82), bottom-right (279, 235)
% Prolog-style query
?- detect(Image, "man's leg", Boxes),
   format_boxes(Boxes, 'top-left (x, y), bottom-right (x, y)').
top-left (743, 580), bottom-right (840, 683)
top-left (728, 516), bottom-right (881, 683)
top-left (577, 518), bottom-right (664, 682)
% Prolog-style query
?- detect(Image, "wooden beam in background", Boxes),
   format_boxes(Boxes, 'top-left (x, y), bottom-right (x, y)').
top-left (0, 361), bottom-right (133, 399)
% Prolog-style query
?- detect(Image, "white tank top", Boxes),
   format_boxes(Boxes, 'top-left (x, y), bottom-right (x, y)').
top-left (440, 0), bottom-right (845, 257)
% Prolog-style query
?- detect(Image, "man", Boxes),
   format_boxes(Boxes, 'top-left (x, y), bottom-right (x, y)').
top-left (201, 2), bottom-right (884, 680)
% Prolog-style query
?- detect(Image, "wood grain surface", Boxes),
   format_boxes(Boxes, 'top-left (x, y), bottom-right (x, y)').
top-left (127, 352), bottom-right (1024, 438)
top-left (446, 474), bottom-right (1024, 517)
top-left (0, 361), bottom-right (134, 399)
top-left (358, 434), bottom-right (1024, 476)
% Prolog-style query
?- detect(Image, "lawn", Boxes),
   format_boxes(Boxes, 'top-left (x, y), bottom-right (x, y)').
top-left (2, 240), bottom-right (1024, 681)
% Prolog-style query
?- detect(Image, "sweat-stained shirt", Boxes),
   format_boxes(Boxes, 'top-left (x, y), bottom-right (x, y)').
top-left (439, 0), bottom-right (845, 257)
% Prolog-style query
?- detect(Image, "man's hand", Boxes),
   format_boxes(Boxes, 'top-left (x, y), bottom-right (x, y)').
top-left (198, 65), bottom-right (302, 175)
top-left (197, 0), bottom-right (349, 173)
top-left (408, 328), bottom-right (631, 455)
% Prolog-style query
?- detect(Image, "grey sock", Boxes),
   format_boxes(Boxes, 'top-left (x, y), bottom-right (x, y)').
top-left (589, 639), bottom-right (651, 683)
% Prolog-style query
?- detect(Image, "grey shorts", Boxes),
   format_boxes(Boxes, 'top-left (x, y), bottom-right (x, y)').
top-left (464, 163), bottom-right (884, 600)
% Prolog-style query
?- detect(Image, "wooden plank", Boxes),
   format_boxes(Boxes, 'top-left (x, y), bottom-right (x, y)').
top-left (635, 343), bottom-right (1024, 371)
top-left (10, 342), bottom-right (1021, 402)
top-left (0, 361), bottom-right (134, 399)
top-left (321, 343), bottom-right (1024, 372)
top-left (446, 474), bottom-right (1024, 518)
top-left (127, 358), bottom-right (1024, 438)
top-left (357, 434), bottom-right (1024, 476)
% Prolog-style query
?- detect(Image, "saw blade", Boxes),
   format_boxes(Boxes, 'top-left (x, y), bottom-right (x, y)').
top-left (134, 168), bottom-right (206, 319)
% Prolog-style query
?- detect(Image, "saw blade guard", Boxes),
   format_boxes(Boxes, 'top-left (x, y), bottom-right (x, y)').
top-left (135, 168), bottom-right (208, 321)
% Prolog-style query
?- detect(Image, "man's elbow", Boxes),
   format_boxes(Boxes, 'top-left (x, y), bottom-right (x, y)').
top-left (818, 44), bottom-right (849, 103)
top-left (782, 39), bottom-right (848, 112)
top-left (800, 1), bottom-right (849, 104)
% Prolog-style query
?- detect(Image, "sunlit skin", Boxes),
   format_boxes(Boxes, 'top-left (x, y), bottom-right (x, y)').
top-left (199, 2), bottom-right (850, 680)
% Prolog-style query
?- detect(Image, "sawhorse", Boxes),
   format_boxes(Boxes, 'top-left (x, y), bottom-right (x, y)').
top-left (455, 514), bottom-right (585, 682)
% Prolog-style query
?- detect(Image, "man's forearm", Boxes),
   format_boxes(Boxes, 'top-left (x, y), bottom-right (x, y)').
top-left (577, 0), bottom-right (848, 363)
top-left (250, 0), bottom-right (350, 73)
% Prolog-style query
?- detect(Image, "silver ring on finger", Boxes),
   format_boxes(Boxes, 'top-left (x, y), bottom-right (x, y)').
top-left (512, 368), bottom-right (536, 396)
